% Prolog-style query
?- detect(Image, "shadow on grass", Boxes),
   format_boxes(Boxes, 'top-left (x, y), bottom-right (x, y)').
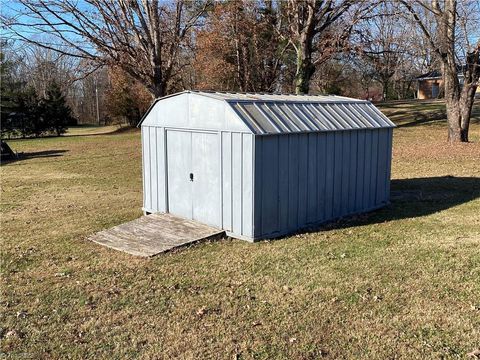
top-left (386, 175), bottom-right (479, 218)
top-left (64, 126), bottom-right (137, 137)
top-left (1, 149), bottom-right (68, 165)
top-left (395, 110), bottom-right (446, 128)
top-left (395, 114), bottom-right (480, 128)
top-left (5, 126), bottom-right (136, 141)
top-left (295, 176), bottom-right (480, 235)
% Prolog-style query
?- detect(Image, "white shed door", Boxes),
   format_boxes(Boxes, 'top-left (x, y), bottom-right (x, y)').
top-left (192, 132), bottom-right (221, 227)
top-left (166, 130), bottom-right (220, 228)
top-left (167, 131), bottom-right (192, 220)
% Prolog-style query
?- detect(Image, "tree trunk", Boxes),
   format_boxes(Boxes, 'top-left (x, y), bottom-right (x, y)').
top-left (382, 78), bottom-right (389, 101)
top-left (441, 0), bottom-right (473, 143)
top-left (295, 42), bottom-right (315, 94)
top-left (149, 81), bottom-right (165, 99)
top-left (442, 58), bottom-right (477, 143)
top-left (442, 46), bottom-right (465, 143)
top-left (445, 96), bottom-right (471, 143)
top-left (151, 74), bottom-right (164, 99)
top-left (445, 99), bottom-right (462, 142)
top-left (459, 83), bottom-right (477, 142)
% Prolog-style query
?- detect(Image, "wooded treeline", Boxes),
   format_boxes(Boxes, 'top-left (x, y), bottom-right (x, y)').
top-left (1, 49), bottom-right (75, 138)
top-left (1, 0), bottom-right (479, 142)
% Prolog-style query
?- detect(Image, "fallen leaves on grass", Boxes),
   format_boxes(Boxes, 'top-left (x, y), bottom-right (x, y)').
top-left (467, 349), bottom-right (480, 358)
top-left (196, 306), bottom-right (207, 317)
top-left (15, 311), bottom-right (28, 319)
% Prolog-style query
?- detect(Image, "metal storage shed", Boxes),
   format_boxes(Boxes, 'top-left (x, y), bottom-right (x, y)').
top-left (139, 90), bottom-right (395, 242)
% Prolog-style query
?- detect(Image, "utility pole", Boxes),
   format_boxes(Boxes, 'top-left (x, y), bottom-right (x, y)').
top-left (94, 76), bottom-right (100, 125)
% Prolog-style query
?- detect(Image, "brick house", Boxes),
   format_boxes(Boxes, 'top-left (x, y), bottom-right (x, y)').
top-left (416, 70), bottom-right (443, 99)
top-left (416, 69), bottom-right (480, 99)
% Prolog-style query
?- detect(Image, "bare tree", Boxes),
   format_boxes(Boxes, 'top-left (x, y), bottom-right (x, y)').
top-left (356, 2), bottom-right (411, 101)
top-left (70, 66), bottom-right (110, 125)
top-left (279, 0), bottom-right (365, 94)
top-left (194, 1), bottom-right (286, 92)
top-left (399, 0), bottom-right (480, 142)
top-left (16, 44), bottom-right (78, 97)
top-left (2, 0), bottom-right (210, 99)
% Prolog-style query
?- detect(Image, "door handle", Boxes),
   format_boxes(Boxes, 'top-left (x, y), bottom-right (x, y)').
top-left (189, 173), bottom-right (194, 181)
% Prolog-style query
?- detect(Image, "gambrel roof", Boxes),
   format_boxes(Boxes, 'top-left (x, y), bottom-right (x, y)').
top-left (139, 90), bottom-right (395, 135)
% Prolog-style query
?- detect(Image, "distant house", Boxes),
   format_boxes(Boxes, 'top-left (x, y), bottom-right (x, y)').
top-left (416, 69), bottom-right (480, 100)
top-left (416, 70), bottom-right (443, 99)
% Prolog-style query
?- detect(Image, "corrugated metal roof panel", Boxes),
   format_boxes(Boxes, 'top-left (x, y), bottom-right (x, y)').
top-left (241, 103), bottom-right (281, 133)
top-left (278, 103), bottom-right (315, 131)
top-left (255, 103), bottom-right (292, 132)
top-left (302, 104), bottom-right (336, 130)
top-left (229, 101), bottom-right (395, 135)
top-left (289, 104), bottom-right (324, 131)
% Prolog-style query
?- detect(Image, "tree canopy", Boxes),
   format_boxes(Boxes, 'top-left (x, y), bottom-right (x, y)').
top-left (1, 0), bottom-right (479, 141)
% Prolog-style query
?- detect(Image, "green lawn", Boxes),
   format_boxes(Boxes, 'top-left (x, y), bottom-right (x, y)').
top-left (1, 100), bottom-right (479, 359)
top-left (64, 124), bottom-right (123, 137)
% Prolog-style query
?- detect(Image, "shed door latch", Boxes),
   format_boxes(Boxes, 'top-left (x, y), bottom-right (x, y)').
top-left (189, 173), bottom-right (194, 181)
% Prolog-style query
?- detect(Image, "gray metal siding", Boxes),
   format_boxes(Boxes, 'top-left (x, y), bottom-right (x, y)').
top-left (324, 133), bottom-right (335, 219)
top-left (253, 129), bottom-right (393, 239)
top-left (287, 135), bottom-right (299, 231)
top-left (221, 132), bottom-right (232, 231)
top-left (142, 126), bottom-right (166, 213)
top-left (142, 126), bottom-right (254, 239)
top-left (385, 128), bottom-right (393, 201)
top-left (242, 134), bottom-right (254, 237)
top-left (223, 132), bottom-right (254, 238)
top-left (278, 137), bottom-right (290, 234)
top-left (333, 132), bottom-right (342, 218)
top-left (317, 133), bottom-right (327, 221)
top-left (232, 133), bottom-right (243, 234)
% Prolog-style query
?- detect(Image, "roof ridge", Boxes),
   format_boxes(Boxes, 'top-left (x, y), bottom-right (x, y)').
top-left (188, 90), bottom-right (367, 103)
top-left (191, 89), bottom-right (341, 96)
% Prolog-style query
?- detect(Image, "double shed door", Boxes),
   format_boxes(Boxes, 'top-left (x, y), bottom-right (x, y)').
top-left (166, 130), bottom-right (221, 228)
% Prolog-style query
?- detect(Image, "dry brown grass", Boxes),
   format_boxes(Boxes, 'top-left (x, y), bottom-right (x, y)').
top-left (1, 100), bottom-right (479, 359)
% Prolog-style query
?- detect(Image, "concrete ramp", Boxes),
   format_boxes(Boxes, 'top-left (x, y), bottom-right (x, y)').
top-left (88, 213), bottom-right (225, 257)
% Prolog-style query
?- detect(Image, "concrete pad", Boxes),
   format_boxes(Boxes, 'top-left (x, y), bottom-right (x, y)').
top-left (88, 213), bottom-right (225, 257)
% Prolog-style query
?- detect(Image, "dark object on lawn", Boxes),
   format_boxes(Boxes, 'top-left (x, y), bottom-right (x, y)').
top-left (1, 140), bottom-right (17, 161)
